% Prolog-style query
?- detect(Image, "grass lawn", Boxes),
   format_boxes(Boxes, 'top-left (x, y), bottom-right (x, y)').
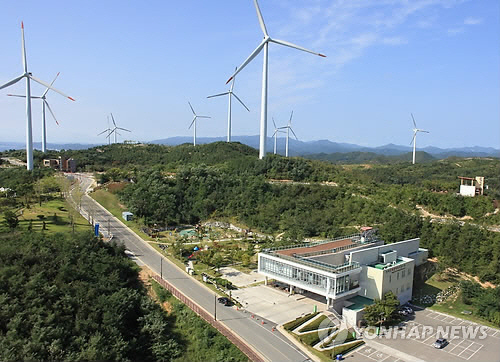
top-left (413, 270), bottom-right (498, 328)
top-left (1, 197), bottom-right (89, 234)
top-left (283, 312), bottom-right (319, 331)
top-left (90, 189), bottom-right (153, 241)
top-left (299, 315), bottom-right (329, 332)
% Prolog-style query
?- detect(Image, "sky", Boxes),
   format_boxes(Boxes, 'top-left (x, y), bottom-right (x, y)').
top-left (0, 0), bottom-right (498, 149)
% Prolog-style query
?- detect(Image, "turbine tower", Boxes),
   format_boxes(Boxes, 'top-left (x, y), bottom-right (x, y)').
top-left (207, 67), bottom-right (249, 142)
top-left (225, 0), bottom-right (325, 159)
top-left (410, 113), bottom-right (429, 164)
top-left (188, 102), bottom-right (210, 146)
top-left (277, 111), bottom-right (298, 157)
top-left (7, 72), bottom-right (74, 153)
top-left (106, 113), bottom-right (131, 144)
top-left (0, 22), bottom-right (75, 170)
top-left (271, 118), bottom-right (286, 154)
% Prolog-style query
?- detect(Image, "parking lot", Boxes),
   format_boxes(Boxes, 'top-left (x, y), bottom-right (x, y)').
top-left (355, 345), bottom-right (408, 362)
top-left (371, 307), bottom-right (500, 362)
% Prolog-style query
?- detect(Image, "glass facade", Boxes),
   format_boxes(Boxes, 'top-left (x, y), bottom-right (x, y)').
top-left (260, 255), bottom-right (328, 293)
top-left (259, 255), bottom-right (360, 297)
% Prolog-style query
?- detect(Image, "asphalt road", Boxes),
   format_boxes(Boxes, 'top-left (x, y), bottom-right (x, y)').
top-left (68, 173), bottom-right (311, 362)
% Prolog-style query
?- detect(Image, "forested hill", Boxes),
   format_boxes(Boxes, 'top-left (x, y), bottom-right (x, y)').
top-left (305, 150), bottom-right (436, 164)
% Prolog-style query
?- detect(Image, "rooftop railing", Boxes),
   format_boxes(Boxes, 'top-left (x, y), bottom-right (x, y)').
top-left (263, 252), bottom-right (361, 274)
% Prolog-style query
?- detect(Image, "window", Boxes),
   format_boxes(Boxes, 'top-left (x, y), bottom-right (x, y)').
top-left (397, 272), bottom-right (399, 280)
top-left (389, 275), bottom-right (392, 283)
top-left (402, 270), bottom-right (405, 278)
top-left (408, 268), bottom-right (412, 276)
top-left (396, 287), bottom-right (399, 294)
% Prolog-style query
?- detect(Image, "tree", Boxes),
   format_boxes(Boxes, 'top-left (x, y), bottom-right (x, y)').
top-left (363, 291), bottom-right (400, 326)
top-left (4, 210), bottom-right (19, 229)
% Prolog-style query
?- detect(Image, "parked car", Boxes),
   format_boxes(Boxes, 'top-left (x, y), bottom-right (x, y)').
top-left (403, 306), bottom-right (414, 314)
top-left (433, 338), bottom-right (448, 349)
top-left (217, 297), bottom-right (232, 306)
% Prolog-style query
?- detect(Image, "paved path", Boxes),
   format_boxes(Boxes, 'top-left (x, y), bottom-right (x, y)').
top-left (68, 173), bottom-right (311, 362)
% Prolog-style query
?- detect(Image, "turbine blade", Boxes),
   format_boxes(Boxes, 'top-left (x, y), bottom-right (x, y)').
top-left (21, 22), bottom-right (28, 73)
top-left (44, 100), bottom-right (60, 125)
top-left (111, 113), bottom-right (117, 127)
top-left (188, 116), bottom-right (196, 129)
top-left (270, 38), bottom-right (326, 57)
top-left (42, 72), bottom-right (60, 97)
top-left (0, 74), bottom-right (25, 90)
top-left (232, 92), bottom-right (250, 112)
top-left (289, 110), bottom-right (294, 125)
top-left (410, 133), bottom-right (416, 145)
top-left (272, 117), bottom-right (277, 129)
top-left (411, 113), bottom-right (417, 128)
top-left (290, 128), bottom-right (298, 140)
top-left (207, 92), bottom-right (229, 98)
top-left (230, 66), bottom-right (237, 92)
top-left (98, 129), bottom-right (110, 136)
top-left (253, 0), bottom-right (268, 36)
top-left (6, 94), bottom-right (27, 98)
top-left (188, 101), bottom-right (196, 115)
top-left (29, 75), bottom-right (75, 101)
top-left (117, 127), bottom-right (131, 132)
top-left (197, 116), bottom-right (211, 119)
top-left (226, 40), bottom-right (266, 84)
top-left (419, 130), bottom-right (430, 133)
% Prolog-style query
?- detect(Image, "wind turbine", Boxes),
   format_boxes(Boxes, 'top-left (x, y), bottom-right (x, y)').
top-left (0, 22), bottom-right (75, 170)
top-left (107, 113), bottom-right (131, 144)
top-left (7, 72), bottom-right (74, 153)
top-left (207, 67), bottom-right (250, 142)
top-left (97, 115), bottom-right (112, 145)
top-left (187, 102), bottom-right (210, 146)
top-left (278, 111), bottom-right (298, 157)
top-left (225, 0), bottom-right (325, 159)
top-left (410, 113), bottom-right (429, 164)
top-left (271, 117), bottom-right (286, 154)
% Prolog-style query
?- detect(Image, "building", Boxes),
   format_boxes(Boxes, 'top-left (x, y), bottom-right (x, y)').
top-left (258, 229), bottom-right (427, 325)
top-left (42, 157), bottom-right (77, 173)
top-left (458, 176), bottom-right (484, 197)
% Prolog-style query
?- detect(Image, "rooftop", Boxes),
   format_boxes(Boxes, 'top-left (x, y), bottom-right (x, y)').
top-left (344, 295), bottom-right (374, 311)
top-left (369, 258), bottom-right (407, 270)
top-left (276, 238), bottom-right (354, 257)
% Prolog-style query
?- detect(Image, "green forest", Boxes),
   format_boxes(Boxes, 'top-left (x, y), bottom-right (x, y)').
top-left (0, 231), bottom-right (246, 361)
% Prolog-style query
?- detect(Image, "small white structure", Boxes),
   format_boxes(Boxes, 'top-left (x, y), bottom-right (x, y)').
top-left (459, 176), bottom-right (484, 197)
top-left (122, 211), bottom-right (133, 221)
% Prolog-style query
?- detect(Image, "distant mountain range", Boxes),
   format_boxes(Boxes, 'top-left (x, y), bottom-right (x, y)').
top-left (1, 137), bottom-right (498, 158)
top-left (149, 136), bottom-right (500, 158)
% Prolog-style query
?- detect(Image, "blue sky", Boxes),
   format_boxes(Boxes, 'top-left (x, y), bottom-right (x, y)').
top-left (0, 0), bottom-right (498, 148)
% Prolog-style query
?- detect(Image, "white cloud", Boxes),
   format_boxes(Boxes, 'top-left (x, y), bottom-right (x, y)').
top-left (464, 17), bottom-right (482, 25)
top-left (447, 27), bottom-right (464, 35)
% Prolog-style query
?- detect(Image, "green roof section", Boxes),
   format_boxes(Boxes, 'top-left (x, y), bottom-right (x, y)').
top-left (370, 258), bottom-right (406, 270)
top-left (344, 295), bottom-right (374, 311)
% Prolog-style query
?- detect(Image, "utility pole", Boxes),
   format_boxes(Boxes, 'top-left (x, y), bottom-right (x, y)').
top-left (214, 294), bottom-right (217, 321)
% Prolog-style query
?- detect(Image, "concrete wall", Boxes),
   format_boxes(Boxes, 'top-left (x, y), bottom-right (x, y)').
top-left (358, 258), bottom-right (415, 303)
top-left (460, 184), bottom-right (476, 197)
top-left (343, 307), bottom-right (364, 327)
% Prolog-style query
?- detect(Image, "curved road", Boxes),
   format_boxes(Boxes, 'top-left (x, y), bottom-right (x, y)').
top-left (67, 173), bottom-right (311, 362)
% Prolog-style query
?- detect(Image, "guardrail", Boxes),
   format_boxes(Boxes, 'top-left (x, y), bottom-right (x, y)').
top-left (152, 275), bottom-right (264, 362)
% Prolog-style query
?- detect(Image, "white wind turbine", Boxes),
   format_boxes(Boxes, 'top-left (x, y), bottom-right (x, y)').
top-left (106, 113), bottom-right (131, 144)
top-left (7, 72), bottom-right (74, 153)
top-left (225, 0), bottom-right (325, 159)
top-left (0, 22), bottom-right (75, 170)
top-left (97, 115), bottom-right (112, 145)
top-left (410, 113), bottom-right (429, 164)
top-left (277, 111), bottom-right (298, 157)
top-left (271, 117), bottom-right (286, 154)
top-left (207, 67), bottom-right (250, 142)
top-left (188, 102), bottom-right (210, 146)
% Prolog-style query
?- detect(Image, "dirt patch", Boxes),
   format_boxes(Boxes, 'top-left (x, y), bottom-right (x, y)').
top-left (138, 266), bottom-right (174, 313)
top-left (107, 182), bottom-right (127, 193)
